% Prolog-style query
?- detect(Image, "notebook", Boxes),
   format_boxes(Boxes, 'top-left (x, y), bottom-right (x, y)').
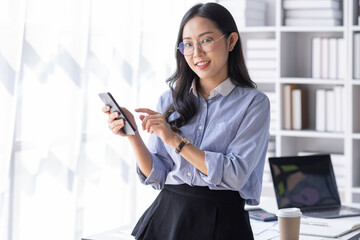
top-left (268, 154), bottom-right (360, 219)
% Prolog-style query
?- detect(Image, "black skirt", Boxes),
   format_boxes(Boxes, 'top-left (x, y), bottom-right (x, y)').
top-left (131, 184), bottom-right (254, 240)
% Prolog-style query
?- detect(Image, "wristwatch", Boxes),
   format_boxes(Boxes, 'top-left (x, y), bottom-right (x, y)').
top-left (175, 137), bottom-right (190, 154)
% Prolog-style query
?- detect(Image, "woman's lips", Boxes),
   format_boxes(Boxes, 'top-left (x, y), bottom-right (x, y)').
top-left (195, 61), bottom-right (210, 70)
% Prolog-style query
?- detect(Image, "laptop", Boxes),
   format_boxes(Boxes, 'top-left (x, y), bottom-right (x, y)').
top-left (269, 154), bottom-right (360, 219)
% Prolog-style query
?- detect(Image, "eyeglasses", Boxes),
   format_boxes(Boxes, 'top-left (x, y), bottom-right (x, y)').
top-left (177, 34), bottom-right (227, 56)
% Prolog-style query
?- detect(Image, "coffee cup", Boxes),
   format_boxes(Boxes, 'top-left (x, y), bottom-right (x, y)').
top-left (276, 208), bottom-right (302, 240)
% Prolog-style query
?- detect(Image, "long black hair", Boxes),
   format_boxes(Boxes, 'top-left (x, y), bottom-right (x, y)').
top-left (164, 2), bottom-right (255, 133)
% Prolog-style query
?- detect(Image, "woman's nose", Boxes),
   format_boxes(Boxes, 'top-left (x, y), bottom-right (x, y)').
top-left (192, 42), bottom-right (204, 57)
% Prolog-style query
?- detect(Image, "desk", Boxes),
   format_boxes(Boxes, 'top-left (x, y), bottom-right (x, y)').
top-left (82, 225), bottom-right (360, 240)
top-left (251, 197), bottom-right (360, 240)
top-left (82, 197), bottom-right (360, 240)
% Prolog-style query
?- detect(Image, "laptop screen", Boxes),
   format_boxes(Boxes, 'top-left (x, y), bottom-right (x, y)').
top-left (269, 154), bottom-right (341, 209)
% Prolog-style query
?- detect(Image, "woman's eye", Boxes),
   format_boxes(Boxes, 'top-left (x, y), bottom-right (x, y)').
top-left (184, 42), bottom-right (193, 47)
top-left (202, 38), bottom-right (212, 43)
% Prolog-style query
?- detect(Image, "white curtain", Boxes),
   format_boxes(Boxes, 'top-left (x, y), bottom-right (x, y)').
top-left (0, 0), bottom-right (213, 239)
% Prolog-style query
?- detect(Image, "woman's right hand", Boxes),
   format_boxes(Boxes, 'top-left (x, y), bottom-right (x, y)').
top-left (102, 106), bottom-right (138, 137)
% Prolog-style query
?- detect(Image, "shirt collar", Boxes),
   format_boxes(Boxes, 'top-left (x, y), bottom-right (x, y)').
top-left (190, 77), bottom-right (236, 99)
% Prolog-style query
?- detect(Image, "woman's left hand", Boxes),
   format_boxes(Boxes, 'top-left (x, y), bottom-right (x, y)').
top-left (135, 108), bottom-right (178, 145)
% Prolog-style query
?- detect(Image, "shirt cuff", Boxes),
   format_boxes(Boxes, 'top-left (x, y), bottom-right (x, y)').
top-left (200, 151), bottom-right (224, 186)
top-left (135, 153), bottom-right (166, 189)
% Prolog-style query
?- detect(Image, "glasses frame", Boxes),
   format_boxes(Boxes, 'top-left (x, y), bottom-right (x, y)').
top-left (177, 33), bottom-right (228, 56)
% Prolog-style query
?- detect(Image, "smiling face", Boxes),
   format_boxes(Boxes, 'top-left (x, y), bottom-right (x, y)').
top-left (182, 16), bottom-right (231, 89)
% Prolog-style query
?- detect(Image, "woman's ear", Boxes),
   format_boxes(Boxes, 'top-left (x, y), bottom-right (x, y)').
top-left (228, 32), bottom-right (239, 52)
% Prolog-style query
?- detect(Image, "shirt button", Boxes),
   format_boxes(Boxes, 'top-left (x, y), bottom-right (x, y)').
top-left (187, 172), bottom-right (192, 177)
top-left (203, 103), bottom-right (207, 107)
top-left (199, 126), bottom-right (203, 130)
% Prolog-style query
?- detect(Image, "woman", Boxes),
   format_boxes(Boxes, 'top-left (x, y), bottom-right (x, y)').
top-left (102, 2), bottom-right (270, 240)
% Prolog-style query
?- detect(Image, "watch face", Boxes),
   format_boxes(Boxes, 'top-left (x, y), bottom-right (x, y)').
top-left (183, 138), bottom-right (190, 144)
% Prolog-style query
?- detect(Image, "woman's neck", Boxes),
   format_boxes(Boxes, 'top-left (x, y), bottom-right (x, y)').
top-left (198, 76), bottom-right (228, 99)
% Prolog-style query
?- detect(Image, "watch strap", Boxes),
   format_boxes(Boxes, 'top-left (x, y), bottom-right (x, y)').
top-left (175, 138), bottom-right (189, 154)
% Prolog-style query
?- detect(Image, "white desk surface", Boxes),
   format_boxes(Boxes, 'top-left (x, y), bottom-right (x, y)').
top-left (250, 197), bottom-right (360, 240)
top-left (82, 197), bottom-right (360, 240)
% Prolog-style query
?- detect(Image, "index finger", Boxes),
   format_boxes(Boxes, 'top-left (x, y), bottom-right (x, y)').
top-left (135, 108), bottom-right (158, 115)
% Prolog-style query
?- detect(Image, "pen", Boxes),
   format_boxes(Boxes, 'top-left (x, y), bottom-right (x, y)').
top-left (301, 220), bottom-right (329, 227)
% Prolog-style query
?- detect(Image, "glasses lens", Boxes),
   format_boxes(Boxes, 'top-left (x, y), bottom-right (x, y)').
top-left (178, 42), bottom-right (185, 55)
top-left (201, 41), bottom-right (213, 52)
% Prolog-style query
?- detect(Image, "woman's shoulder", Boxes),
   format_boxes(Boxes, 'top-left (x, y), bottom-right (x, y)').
top-left (233, 86), bottom-right (269, 103)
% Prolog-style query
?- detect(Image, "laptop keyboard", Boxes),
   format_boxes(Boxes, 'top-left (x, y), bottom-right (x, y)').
top-left (302, 205), bottom-right (360, 218)
top-left (302, 207), bottom-right (340, 213)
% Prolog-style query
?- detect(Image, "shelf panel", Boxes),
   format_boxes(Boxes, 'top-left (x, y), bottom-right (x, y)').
top-left (352, 26), bottom-right (360, 31)
top-left (238, 26), bottom-right (276, 33)
top-left (280, 26), bottom-right (345, 32)
top-left (280, 130), bottom-right (345, 138)
top-left (353, 187), bottom-right (360, 193)
top-left (353, 133), bottom-right (360, 139)
top-left (270, 130), bottom-right (278, 136)
top-left (353, 80), bottom-right (360, 85)
top-left (280, 78), bottom-right (345, 85)
top-left (255, 79), bottom-right (278, 84)
top-left (262, 182), bottom-right (273, 188)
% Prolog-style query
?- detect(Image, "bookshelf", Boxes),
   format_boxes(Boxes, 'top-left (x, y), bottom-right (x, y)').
top-left (218, 0), bottom-right (360, 204)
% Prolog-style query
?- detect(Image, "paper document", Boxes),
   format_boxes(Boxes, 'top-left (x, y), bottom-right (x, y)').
top-left (300, 217), bottom-right (360, 238)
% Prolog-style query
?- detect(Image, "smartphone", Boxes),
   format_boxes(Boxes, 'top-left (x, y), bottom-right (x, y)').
top-left (98, 92), bottom-right (137, 135)
top-left (248, 208), bottom-right (277, 222)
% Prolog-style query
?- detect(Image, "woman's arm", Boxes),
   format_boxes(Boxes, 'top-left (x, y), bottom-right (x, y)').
top-left (127, 134), bottom-right (153, 177)
top-left (103, 106), bottom-right (153, 177)
top-left (136, 108), bottom-right (208, 175)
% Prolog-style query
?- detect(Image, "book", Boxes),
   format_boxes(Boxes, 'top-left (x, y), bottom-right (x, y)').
top-left (285, 9), bottom-right (342, 19)
top-left (312, 37), bottom-right (322, 79)
top-left (300, 217), bottom-right (360, 238)
top-left (326, 89), bottom-right (335, 132)
top-left (333, 154), bottom-right (347, 187)
top-left (283, 84), bottom-right (298, 130)
top-left (235, 18), bottom-right (266, 27)
top-left (334, 86), bottom-right (343, 132)
top-left (292, 88), bottom-right (308, 130)
top-left (264, 92), bottom-right (277, 131)
top-left (358, 0), bottom-right (360, 26)
top-left (283, 0), bottom-right (341, 9)
top-left (321, 38), bottom-right (329, 79)
top-left (230, 9), bottom-right (266, 20)
top-left (316, 89), bottom-right (326, 131)
top-left (285, 18), bottom-right (341, 26)
top-left (218, 0), bottom-right (267, 12)
top-left (354, 33), bottom-right (360, 79)
top-left (329, 38), bottom-right (338, 79)
top-left (338, 38), bottom-right (345, 79)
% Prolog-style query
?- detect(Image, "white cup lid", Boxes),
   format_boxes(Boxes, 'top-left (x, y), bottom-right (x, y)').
top-left (276, 208), bottom-right (302, 218)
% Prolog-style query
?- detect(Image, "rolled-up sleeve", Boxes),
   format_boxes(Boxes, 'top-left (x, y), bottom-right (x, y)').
top-left (135, 94), bottom-right (174, 190)
top-left (136, 133), bottom-right (174, 190)
top-left (200, 95), bottom-right (270, 204)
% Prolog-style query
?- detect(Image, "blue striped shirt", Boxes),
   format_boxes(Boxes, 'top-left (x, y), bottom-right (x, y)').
top-left (136, 78), bottom-right (270, 205)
